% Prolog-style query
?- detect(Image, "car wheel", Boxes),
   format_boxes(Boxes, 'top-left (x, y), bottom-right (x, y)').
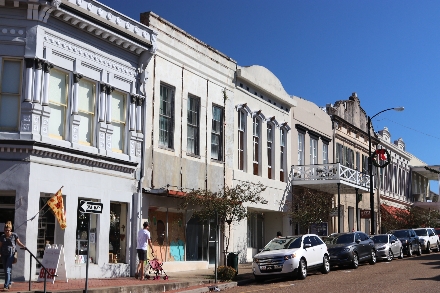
top-left (297, 258), bottom-right (307, 280)
top-left (416, 243), bottom-right (422, 256)
top-left (386, 249), bottom-right (393, 262)
top-left (398, 247), bottom-right (403, 259)
top-left (369, 249), bottom-right (377, 265)
top-left (407, 245), bottom-right (413, 257)
top-left (321, 255), bottom-right (330, 274)
top-left (254, 274), bottom-right (264, 283)
top-left (351, 252), bottom-right (359, 269)
top-left (426, 242), bottom-right (431, 254)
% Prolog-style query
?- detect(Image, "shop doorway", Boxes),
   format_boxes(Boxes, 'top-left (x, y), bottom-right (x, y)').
top-left (0, 192), bottom-right (16, 276)
top-left (186, 217), bottom-right (217, 264)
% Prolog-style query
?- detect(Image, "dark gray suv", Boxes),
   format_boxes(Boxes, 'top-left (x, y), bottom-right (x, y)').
top-left (389, 229), bottom-right (421, 257)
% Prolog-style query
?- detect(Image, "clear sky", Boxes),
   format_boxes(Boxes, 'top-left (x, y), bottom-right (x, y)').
top-left (100, 0), bottom-right (440, 192)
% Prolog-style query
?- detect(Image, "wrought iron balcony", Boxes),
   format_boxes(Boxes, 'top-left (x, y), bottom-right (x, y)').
top-left (290, 163), bottom-right (371, 194)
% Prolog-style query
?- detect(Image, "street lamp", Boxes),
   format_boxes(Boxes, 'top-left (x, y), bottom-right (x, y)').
top-left (367, 107), bottom-right (404, 235)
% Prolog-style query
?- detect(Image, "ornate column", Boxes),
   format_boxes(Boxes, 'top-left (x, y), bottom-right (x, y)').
top-left (136, 96), bottom-right (144, 133)
top-left (129, 94), bottom-right (136, 131)
top-left (70, 73), bottom-right (83, 146)
top-left (105, 86), bottom-right (115, 151)
top-left (99, 83), bottom-right (107, 122)
top-left (40, 61), bottom-right (53, 140)
top-left (24, 58), bottom-right (34, 102)
top-left (97, 83), bottom-right (108, 154)
top-left (33, 58), bottom-right (43, 104)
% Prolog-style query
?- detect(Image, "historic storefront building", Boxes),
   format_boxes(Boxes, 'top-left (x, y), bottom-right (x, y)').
top-left (0, 0), bottom-right (156, 280)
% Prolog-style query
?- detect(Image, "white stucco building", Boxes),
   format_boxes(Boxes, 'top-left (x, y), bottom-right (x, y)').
top-left (0, 0), bottom-right (156, 280)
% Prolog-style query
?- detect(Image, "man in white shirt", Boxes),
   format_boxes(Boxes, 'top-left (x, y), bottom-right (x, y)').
top-left (136, 221), bottom-right (153, 280)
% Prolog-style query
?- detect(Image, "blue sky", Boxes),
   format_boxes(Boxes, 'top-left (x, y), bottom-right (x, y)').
top-left (101, 0), bottom-right (440, 192)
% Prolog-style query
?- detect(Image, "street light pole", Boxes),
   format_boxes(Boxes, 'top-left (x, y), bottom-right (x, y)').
top-left (367, 107), bottom-right (404, 235)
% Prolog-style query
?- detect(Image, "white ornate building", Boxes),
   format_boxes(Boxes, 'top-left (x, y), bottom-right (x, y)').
top-left (0, 0), bottom-right (156, 280)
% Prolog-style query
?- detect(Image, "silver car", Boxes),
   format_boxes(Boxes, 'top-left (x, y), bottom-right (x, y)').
top-left (371, 234), bottom-right (403, 261)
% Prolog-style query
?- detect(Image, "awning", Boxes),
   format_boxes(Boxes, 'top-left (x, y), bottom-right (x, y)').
top-left (381, 204), bottom-right (408, 219)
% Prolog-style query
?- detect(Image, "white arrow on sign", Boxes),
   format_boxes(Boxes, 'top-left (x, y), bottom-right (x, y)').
top-left (79, 200), bottom-right (103, 214)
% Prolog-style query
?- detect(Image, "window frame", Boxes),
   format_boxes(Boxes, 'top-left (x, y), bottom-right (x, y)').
top-left (237, 110), bottom-right (246, 171)
top-left (267, 123), bottom-right (274, 179)
top-left (280, 128), bottom-right (287, 182)
top-left (77, 77), bottom-right (97, 146)
top-left (297, 131), bottom-right (305, 165)
top-left (0, 58), bottom-right (23, 132)
top-left (322, 142), bottom-right (329, 164)
top-left (159, 83), bottom-right (175, 149)
top-left (211, 104), bottom-right (224, 161)
top-left (252, 116), bottom-right (261, 176)
top-left (187, 94), bottom-right (200, 156)
top-left (48, 67), bottom-right (70, 140)
top-left (110, 90), bottom-right (127, 153)
top-left (310, 136), bottom-right (318, 165)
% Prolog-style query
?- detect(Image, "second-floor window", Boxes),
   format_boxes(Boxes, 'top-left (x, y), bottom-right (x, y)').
top-left (280, 128), bottom-right (286, 182)
top-left (211, 105), bottom-right (223, 161)
top-left (111, 91), bottom-right (126, 153)
top-left (0, 59), bottom-right (22, 131)
top-left (159, 84), bottom-right (174, 149)
top-left (78, 79), bottom-right (96, 146)
top-left (323, 142), bottom-right (329, 164)
top-left (267, 124), bottom-right (273, 179)
top-left (298, 132), bottom-right (305, 165)
top-left (187, 95), bottom-right (200, 155)
top-left (253, 117), bottom-right (260, 175)
top-left (310, 137), bottom-right (318, 164)
top-left (238, 110), bottom-right (246, 170)
top-left (48, 68), bottom-right (69, 139)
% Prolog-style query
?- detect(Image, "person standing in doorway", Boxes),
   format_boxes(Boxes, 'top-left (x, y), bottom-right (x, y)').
top-left (136, 221), bottom-right (154, 280)
top-left (0, 221), bottom-right (26, 291)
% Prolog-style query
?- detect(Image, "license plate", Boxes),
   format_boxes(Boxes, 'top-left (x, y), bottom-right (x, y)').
top-left (260, 265), bottom-right (274, 270)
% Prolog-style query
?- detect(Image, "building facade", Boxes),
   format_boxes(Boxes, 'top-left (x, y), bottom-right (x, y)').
top-left (0, 0), bottom-right (156, 280)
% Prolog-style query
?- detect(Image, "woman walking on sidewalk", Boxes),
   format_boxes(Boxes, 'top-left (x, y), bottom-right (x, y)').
top-left (0, 221), bottom-right (26, 291)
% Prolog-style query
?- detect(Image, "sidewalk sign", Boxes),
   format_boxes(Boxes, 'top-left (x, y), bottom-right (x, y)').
top-left (37, 244), bottom-right (68, 283)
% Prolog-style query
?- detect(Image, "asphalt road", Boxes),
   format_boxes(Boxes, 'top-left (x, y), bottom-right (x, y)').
top-left (226, 252), bottom-right (440, 293)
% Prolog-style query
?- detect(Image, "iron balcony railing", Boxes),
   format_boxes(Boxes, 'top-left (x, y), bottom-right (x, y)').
top-left (291, 163), bottom-right (370, 189)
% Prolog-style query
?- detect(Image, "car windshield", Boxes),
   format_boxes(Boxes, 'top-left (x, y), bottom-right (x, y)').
top-left (328, 234), bottom-right (354, 244)
top-left (261, 237), bottom-right (302, 251)
top-left (371, 235), bottom-right (388, 243)
top-left (392, 230), bottom-right (409, 238)
top-left (414, 229), bottom-right (427, 236)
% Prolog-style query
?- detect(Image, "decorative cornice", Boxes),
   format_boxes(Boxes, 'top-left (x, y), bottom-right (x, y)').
top-left (43, 61), bottom-right (54, 73)
top-left (265, 116), bottom-right (279, 127)
top-left (73, 72), bottom-right (83, 83)
top-left (44, 33), bottom-right (138, 78)
top-left (235, 103), bottom-right (252, 115)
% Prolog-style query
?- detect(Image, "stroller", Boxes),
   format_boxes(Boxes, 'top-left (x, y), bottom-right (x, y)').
top-left (145, 253), bottom-right (168, 280)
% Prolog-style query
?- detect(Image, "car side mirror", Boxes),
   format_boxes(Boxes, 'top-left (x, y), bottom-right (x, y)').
top-left (304, 243), bottom-right (312, 248)
top-left (355, 239), bottom-right (361, 243)
top-left (391, 240), bottom-right (395, 244)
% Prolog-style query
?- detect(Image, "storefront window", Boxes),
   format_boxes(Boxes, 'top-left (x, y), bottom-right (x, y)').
top-left (76, 198), bottom-right (98, 264)
top-left (109, 202), bottom-right (127, 264)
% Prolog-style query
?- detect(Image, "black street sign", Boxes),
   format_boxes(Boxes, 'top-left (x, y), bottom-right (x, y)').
top-left (79, 200), bottom-right (103, 214)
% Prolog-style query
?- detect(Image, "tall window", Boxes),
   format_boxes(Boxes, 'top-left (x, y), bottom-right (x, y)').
top-left (267, 124), bottom-right (273, 179)
top-left (323, 142), bottom-right (329, 164)
top-left (48, 69), bottom-right (69, 139)
top-left (78, 79), bottom-right (96, 146)
top-left (0, 59), bottom-right (22, 131)
top-left (298, 132), bottom-right (305, 165)
top-left (211, 105), bottom-right (223, 161)
top-left (356, 151), bottom-right (360, 171)
top-left (238, 110), bottom-right (246, 170)
top-left (310, 137), bottom-right (318, 165)
top-left (109, 202), bottom-right (127, 264)
top-left (187, 95), bottom-right (199, 155)
top-left (280, 128), bottom-right (286, 182)
top-left (111, 91), bottom-right (126, 153)
top-left (252, 117), bottom-right (260, 175)
top-left (159, 84), bottom-right (174, 149)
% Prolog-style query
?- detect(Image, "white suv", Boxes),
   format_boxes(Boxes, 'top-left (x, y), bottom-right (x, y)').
top-left (252, 234), bottom-right (330, 282)
top-left (414, 228), bottom-right (440, 253)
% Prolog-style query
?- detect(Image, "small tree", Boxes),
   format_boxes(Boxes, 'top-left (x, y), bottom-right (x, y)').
top-left (289, 186), bottom-right (333, 233)
top-left (180, 182), bottom-right (267, 264)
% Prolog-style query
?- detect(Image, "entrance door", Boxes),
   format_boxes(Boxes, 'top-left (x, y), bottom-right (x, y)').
top-left (0, 192), bottom-right (16, 276)
top-left (186, 217), bottom-right (217, 264)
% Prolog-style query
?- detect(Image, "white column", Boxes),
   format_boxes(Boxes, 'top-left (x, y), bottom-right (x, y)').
top-left (72, 73), bottom-right (83, 114)
top-left (129, 95), bottom-right (136, 131)
top-left (99, 83), bottom-right (107, 122)
top-left (41, 62), bottom-right (53, 106)
top-left (33, 58), bottom-right (43, 103)
top-left (106, 86), bottom-right (114, 124)
top-left (24, 58), bottom-right (34, 102)
top-left (136, 96), bottom-right (144, 133)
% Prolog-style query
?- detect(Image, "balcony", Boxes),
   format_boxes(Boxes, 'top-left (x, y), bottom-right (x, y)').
top-left (291, 163), bottom-right (370, 194)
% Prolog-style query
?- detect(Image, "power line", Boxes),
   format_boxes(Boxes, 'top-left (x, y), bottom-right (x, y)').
top-left (379, 118), bottom-right (440, 140)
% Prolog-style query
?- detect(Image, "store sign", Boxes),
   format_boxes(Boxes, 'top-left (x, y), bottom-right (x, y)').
top-left (360, 209), bottom-right (371, 219)
top-left (78, 200), bottom-right (103, 214)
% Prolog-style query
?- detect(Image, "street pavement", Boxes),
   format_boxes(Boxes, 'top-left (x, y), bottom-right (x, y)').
top-left (1, 263), bottom-right (254, 293)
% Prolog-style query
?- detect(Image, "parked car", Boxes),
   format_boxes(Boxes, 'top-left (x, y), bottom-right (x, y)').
top-left (389, 229), bottom-right (421, 257)
top-left (413, 228), bottom-right (440, 253)
top-left (370, 234), bottom-right (403, 261)
top-left (326, 232), bottom-right (376, 269)
top-left (435, 228), bottom-right (440, 236)
top-left (252, 234), bottom-right (330, 282)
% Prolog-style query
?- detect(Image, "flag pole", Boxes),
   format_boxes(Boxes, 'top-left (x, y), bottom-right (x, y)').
top-left (16, 186), bottom-right (64, 230)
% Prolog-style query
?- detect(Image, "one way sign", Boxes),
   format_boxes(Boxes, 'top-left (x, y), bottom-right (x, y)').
top-left (79, 200), bottom-right (103, 214)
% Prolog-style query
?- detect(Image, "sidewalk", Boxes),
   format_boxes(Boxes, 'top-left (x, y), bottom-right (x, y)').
top-left (2, 263), bottom-right (254, 293)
